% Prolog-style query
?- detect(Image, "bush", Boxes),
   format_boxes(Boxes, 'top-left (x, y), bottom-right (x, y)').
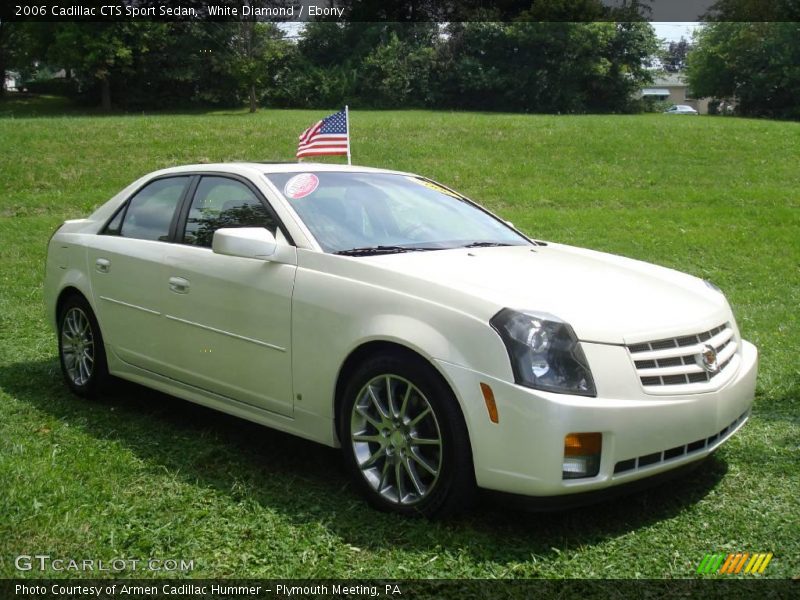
top-left (22, 77), bottom-right (79, 97)
top-left (641, 98), bottom-right (674, 113)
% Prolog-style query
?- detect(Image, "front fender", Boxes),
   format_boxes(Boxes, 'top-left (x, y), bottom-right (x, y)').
top-left (291, 256), bottom-right (512, 445)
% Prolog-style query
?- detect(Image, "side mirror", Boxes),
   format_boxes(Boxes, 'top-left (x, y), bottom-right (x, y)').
top-left (212, 227), bottom-right (277, 260)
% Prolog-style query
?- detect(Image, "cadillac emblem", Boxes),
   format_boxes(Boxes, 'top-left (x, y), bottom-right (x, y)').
top-left (700, 344), bottom-right (720, 374)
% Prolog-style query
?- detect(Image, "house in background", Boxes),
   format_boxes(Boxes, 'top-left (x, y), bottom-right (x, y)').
top-left (4, 72), bottom-right (19, 92)
top-left (639, 73), bottom-right (709, 114)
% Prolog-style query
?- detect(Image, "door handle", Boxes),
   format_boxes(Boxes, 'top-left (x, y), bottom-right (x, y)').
top-left (169, 276), bottom-right (190, 294)
top-left (95, 258), bottom-right (111, 273)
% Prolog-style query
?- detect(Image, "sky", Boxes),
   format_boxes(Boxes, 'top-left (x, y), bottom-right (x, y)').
top-left (281, 22), bottom-right (704, 44)
top-left (652, 22), bottom-right (703, 42)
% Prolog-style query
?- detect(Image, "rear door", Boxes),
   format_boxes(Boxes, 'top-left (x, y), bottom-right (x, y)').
top-left (87, 176), bottom-right (191, 373)
top-left (159, 175), bottom-right (297, 417)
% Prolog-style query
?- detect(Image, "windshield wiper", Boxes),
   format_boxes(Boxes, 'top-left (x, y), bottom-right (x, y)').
top-left (462, 241), bottom-right (514, 248)
top-left (335, 245), bottom-right (435, 257)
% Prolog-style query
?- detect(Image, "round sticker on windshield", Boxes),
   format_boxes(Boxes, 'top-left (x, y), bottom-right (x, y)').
top-left (284, 173), bottom-right (319, 199)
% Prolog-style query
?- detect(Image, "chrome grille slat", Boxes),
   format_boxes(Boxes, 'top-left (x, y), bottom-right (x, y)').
top-left (627, 322), bottom-right (738, 388)
top-left (716, 340), bottom-right (737, 365)
top-left (630, 328), bottom-right (733, 361)
top-left (635, 363), bottom-right (706, 377)
top-left (676, 334), bottom-right (699, 347)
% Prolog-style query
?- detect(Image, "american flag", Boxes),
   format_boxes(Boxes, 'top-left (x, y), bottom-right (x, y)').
top-left (297, 108), bottom-right (350, 160)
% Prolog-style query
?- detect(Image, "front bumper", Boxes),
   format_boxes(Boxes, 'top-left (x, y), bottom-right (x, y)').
top-left (436, 340), bottom-right (757, 497)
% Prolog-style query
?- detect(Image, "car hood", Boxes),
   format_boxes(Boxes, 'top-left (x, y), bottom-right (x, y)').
top-left (363, 243), bottom-right (731, 344)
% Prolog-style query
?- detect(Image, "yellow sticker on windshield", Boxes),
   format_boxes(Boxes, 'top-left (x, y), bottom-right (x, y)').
top-left (405, 176), bottom-right (462, 199)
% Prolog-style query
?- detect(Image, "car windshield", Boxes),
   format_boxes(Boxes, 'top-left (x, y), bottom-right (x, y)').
top-left (265, 171), bottom-right (530, 254)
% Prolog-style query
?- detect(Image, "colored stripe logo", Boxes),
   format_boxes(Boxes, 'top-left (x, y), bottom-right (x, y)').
top-left (697, 552), bottom-right (773, 574)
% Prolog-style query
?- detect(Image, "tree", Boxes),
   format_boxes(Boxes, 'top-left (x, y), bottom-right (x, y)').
top-left (295, 22), bottom-right (439, 108)
top-left (359, 32), bottom-right (436, 107)
top-left (687, 22), bottom-right (800, 118)
top-left (0, 22), bottom-right (49, 96)
top-left (222, 21), bottom-right (288, 112)
top-left (433, 22), bottom-right (656, 113)
top-left (590, 22), bottom-right (658, 111)
top-left (6, 19), bottom-right (660, 114)
top-left (662, 37), bottom-right (692, 72)
top-left (47, 23), bottom-right (168, 110)
top-left (702, 0), bottom-right (800, 21)
top-left (0, 22), bottom-right (23, 96)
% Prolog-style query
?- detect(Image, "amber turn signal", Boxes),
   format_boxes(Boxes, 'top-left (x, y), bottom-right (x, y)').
top-left (563, 432), bottom-right (602, 479)
top-left (564, 432), bottom-right (602, 456)
top-left (480, 383), bottom-right (499, 423)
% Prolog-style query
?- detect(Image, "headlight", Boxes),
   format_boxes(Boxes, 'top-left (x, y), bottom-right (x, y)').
top-left (490, 308), bottom-right (596, 397)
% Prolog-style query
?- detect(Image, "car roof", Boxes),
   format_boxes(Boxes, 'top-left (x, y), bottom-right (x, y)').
top-left (145, 162), bottom-right (413, 179)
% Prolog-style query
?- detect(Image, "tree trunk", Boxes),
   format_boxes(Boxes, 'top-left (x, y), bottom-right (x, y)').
top-left (249, 85), bottom-right (257, 113)
top-left (100, 78), bottom-right (111, 111)
top-left (0, 21), bottom-right (7, 98)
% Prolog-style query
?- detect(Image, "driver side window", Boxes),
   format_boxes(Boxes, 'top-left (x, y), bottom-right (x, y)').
top-left (183, 176), bottom-right (278, 248)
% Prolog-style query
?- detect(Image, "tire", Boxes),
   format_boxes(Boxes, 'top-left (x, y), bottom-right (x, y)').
top-left (339, 352), bottom-right (476, 518)
top-left (57, 294), bottom-right (111, 399)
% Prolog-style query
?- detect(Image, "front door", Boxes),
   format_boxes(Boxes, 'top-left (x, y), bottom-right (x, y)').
top-left (159, 175), bottom-right (296, 417)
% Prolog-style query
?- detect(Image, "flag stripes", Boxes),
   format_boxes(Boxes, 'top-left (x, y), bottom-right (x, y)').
top-left (296, 108), bottom-right (351, 163)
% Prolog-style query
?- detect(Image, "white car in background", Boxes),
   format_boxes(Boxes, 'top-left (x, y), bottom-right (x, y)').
top-left (44, 163), bottom-right (757, 517)
top-left (664, 104), bottom-right (699, 115)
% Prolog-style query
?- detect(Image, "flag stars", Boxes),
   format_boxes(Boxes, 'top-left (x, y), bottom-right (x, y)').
top-left (297, 108), bottom-right (350, 160)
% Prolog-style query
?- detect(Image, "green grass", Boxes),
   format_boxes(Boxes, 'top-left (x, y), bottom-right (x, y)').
top-left (1, 97), bottom-right (798, 579)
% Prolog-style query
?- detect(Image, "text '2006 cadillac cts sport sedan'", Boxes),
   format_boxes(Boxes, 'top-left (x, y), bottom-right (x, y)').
top-left (44, 163), bottom-right (758, 517)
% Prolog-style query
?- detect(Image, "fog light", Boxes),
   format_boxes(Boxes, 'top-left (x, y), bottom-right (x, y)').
top-left (562, 432), bottom-right (602, 479)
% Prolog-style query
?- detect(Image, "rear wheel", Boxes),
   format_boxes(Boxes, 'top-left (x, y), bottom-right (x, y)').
top-left (57, 294), bottom-right (110, 398)
top-left (339, 353), bottom-right (475, 517)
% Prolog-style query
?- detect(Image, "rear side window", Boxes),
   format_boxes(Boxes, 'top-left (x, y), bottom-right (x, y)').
top-left (183, 176), bottom-right (278, 248)
top-left (114, 177), bottom-right (189, 241)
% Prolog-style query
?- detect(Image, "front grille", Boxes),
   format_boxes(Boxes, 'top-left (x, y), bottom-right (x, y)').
top-left (627, 323), bottom-right (738, 388)
top-left (613, 410), bottom-right (750, 475)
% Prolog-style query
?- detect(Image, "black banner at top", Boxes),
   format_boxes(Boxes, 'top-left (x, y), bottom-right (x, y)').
top-left (3, 0), bottom-right (800, 23)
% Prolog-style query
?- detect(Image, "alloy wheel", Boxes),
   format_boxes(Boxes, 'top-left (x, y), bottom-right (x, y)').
top-left (350, 374), bottom-right (443, 506)
top-left (60, 307), bottom-right (95, 387)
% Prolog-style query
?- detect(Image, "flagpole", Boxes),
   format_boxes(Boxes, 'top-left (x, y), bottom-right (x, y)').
top-left (345, 105), bottom-right (352, 166)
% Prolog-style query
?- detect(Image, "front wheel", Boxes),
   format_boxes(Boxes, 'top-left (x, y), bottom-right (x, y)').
top-left (57, 294), bottom-right (110, 398)
top-left (339, 354), bottom-right (475, 517)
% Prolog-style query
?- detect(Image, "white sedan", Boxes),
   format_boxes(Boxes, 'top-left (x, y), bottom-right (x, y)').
top-left (664, 104), bottom-right (699, 115)
top-left (44, 163), bottom-right (757, 517)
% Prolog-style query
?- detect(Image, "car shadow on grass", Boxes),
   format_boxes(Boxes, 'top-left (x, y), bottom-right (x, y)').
top-left (1, 357), bottom-right (731, 567)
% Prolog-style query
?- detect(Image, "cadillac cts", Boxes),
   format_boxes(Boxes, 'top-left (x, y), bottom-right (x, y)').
top-left (44, 163), bottom-right (758, 516)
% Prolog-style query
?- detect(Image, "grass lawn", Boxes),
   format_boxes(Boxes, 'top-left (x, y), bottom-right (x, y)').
top-left (0, 97), bottom-right (798, 579)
